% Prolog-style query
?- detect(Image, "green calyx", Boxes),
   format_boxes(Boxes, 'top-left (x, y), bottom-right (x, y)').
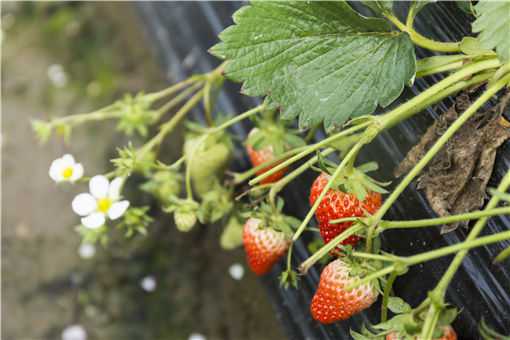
top-left (140, 169), bottom-right (183, 205)
top-left (197, 180), bottom-right (234, 224)
top-left (246, 116), bottom-right (305, 156)
top-left (244, 198), bottom-right (299, 239)
top-left (115, 93), bottom-right (159, 137)
top-left (318, 159), bottom-right (389, 201)
top-left (164, 198), bottom-right (200, 232)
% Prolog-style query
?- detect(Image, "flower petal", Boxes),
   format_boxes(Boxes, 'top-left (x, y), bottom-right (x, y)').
top-left (108, 177), bottom-right (123, 200)
top-left (89, 175), bottom-right (109, 198)
top-left (108, 200), bottom-right (129, 220)
top-left (70, 163), bottom-right (84, 181)
top-left (61, 154), bottom-right (75, 167)
top-left (72, 193), bottom-right (97, 216)
top-left (49, 159), bottom-right (64, 182)
top-left (81, 212), bottom-right (105, 229)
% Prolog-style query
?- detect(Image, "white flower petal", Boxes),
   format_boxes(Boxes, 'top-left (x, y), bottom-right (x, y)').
top-left (89, 175), bottom-right (109, 198)
top-left (107, 200), bottom-right (129, 220)
top-left (108, 177), bottom-right (123, 200)
top-left (188, 333), bottom-right (206, 340)
top-left (62, 324), bottom-right (87, 340)
top-left (49, 159), bottom-right (64, 182)
top-left (78, 243), bottom-right (96, 259)
top-left (70, 163), bottom-right (84, 181)
top-left (140, 276), bottom-right (157, 292)
top-left (72, 193), bottom-right (97, 216)
top-left (81, 212), bottom-right (105, 229)
top-left (61, 154), bottom-right (76, 167)
top-left (228, 263), bottom-right (245, 281)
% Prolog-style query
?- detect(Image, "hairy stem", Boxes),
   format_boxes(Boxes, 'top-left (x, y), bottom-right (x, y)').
top-left (249, 123), bottom-right (371, 185)
top-left (299, 223), bottom-right (364, 273)
top-left (292, 142), bottom-right (364, 243)
top-left (269, 148), bottom-right (336, 207)
top-left (379, 207), bottom-right (510, 230)
top-left (381, 269), bottom-right (399, 322)
top-left (385, 13), bottom-right (461, 53)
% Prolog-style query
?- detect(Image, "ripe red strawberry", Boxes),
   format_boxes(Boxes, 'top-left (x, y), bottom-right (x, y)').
top-left (310, 258), bottom-right (377, 324)
top-left (246, 144), bottom-right (287, 185)
top-left (386, 326), bottom-right (457, 340)
top-left (243, 217), bottom-right (290, 275)
top-left (309, 172), bottom-right (382, 247)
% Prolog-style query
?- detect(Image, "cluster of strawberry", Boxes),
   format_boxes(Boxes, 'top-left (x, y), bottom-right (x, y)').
top-left (239, 127), bottom-right (457, 339)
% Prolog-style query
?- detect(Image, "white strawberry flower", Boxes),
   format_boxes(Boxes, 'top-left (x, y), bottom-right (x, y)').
top-left (49, 154), bottom-right (84, 183)
top-left (72, 175), bottom-right (129, 229)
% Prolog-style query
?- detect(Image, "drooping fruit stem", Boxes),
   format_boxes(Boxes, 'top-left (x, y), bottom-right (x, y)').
top-left (378, 207), bottom-right (510, 231)
top-left (249, 122), bottom-right (371, 185)
top-left (139, 89), bottom-right (205, 157)
top-left (347, 228), bottom-right (510, 290)
top-left (268, 148), bottom-right (336, 208)
top-left (292, 142), bottom-right (365, 243)
top-left (299, 223), bottom-right (364, 274)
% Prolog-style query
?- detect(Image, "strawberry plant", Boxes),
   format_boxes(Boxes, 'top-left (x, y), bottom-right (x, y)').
top-left (33, 1), bottom-right (510, 338)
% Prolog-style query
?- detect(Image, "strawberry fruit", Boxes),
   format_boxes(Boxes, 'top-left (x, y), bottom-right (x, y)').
top-left (246, 143), bottom-right (287, 184)
top-left (310, 258), bottom-right (377, 324)
top-left (309, 172), bottom-right (382, 247)
top-left (243, 217), bottom-right (290, 275)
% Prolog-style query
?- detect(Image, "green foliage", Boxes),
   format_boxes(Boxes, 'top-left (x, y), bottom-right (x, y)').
top-left (211, 1), bottom-right (416, 132)
top-left (117, 206), bottom-right (153, 237)
top-left (472, 0), bottom-right (510, 62)
top-left (31, 120), bottom-right (53, 144)
top-left (115, 93), bottom-right (159, 137)
top-left (362, 1), bottom-right (393, 16)
top-left (140, 169), bottom-right (183, 205)
top-left (479, 318), bottom-right (510, 340)
top-left (111, 145), bottom-right (155, 177)
top-left (220, 213), bottom-right (244, 250)
top-left (387, 297), bottom-right (412, 314)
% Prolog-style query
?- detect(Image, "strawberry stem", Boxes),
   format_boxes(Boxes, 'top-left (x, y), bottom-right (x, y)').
top-left (378, 207), bottom-right (510, 231)
top-left (299, 223), bottom-right (364, 274)
top-left (381, 269), bottom-right (399, 322)
top-left (269, 148), bottom-right (336, 208)
top-left (249, 123), bottom-right (371, 186)
top-left (209, 104), bottom-right (265, 133)
top-left (384, 12), bottom-right (461, 53)
top-left (232, 146), bottom-right (308, 184)
top-left (292, 142), bottom-right (365, 243)
top-left (139, 89), bottom-right (205, 157)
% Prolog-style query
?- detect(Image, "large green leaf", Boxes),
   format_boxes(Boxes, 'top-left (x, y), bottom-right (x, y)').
top-left (472, 0), bottom-right (510, 63)
top-left (211, 1), bottom-right (416, 132)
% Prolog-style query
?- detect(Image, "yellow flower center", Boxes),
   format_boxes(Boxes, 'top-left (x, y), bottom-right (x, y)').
top-left (62, 167), bottom-right (73, 179)
top-left (97, 198), bottom-right (112, 213)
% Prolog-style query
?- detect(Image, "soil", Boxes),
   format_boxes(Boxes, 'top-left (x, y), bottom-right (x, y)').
top-left (2, 3), bottom-right (285, 340)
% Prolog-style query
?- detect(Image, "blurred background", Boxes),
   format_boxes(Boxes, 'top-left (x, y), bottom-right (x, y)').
top-left (1, 2), bottom-right (285, 340)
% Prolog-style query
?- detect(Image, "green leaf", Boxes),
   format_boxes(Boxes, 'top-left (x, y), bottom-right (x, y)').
top-left (406, 0), bottom-right (435, 25)
top-left (361, 1), bottom-right (393, 16)
top-left (459, 36), bottom-right (495, 57)
top-left (211, 1), bottom-right (416, 132)
top-left (472, 0), bottom-right (510, 62)
top-left (456, 0), bottom-right (475, 16)
top-left (387, 297), bottom-right (412, 314)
